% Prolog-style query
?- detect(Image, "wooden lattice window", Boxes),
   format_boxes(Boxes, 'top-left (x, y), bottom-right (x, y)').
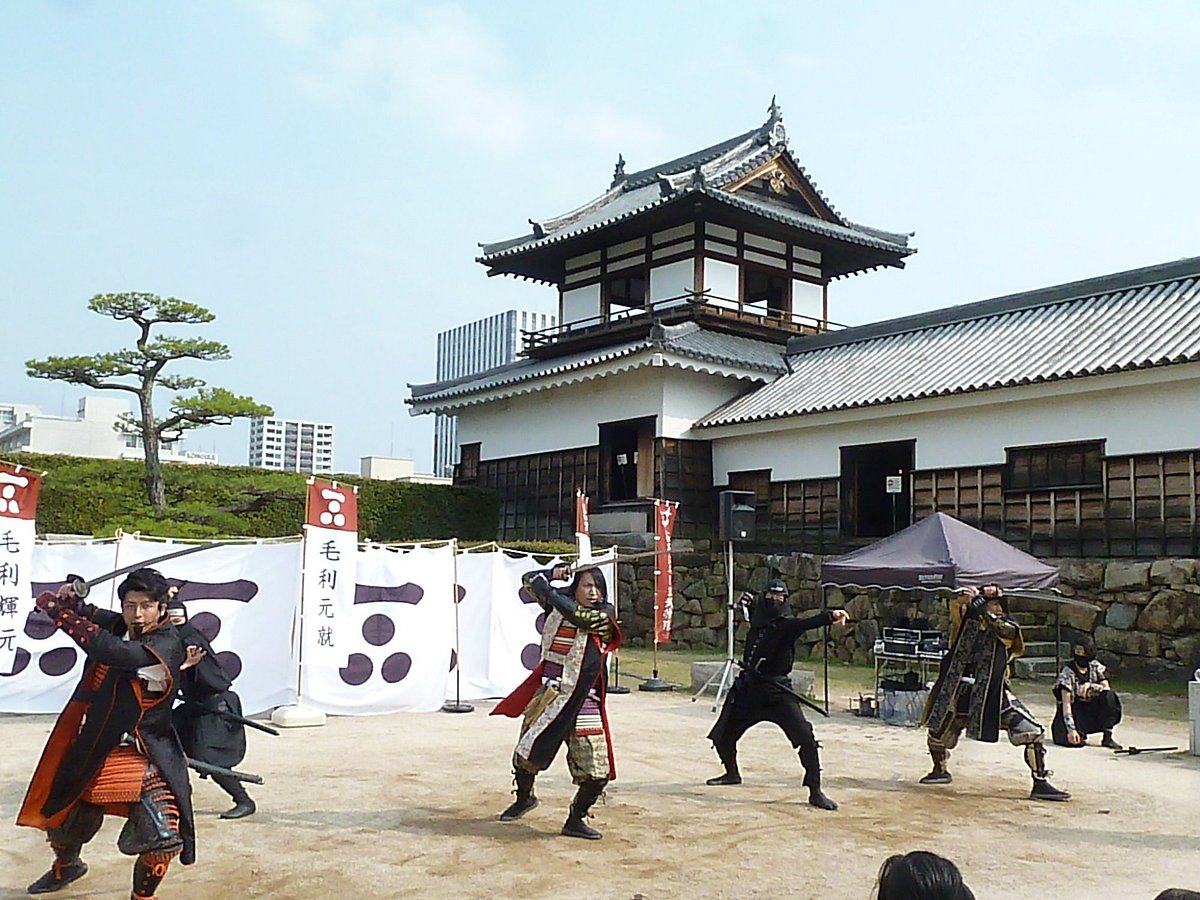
top-left (1005, 441), bottom-right (1103, 491)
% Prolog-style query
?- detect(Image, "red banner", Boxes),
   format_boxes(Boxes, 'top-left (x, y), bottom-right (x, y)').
top-left (575, 491), bottom-right (590, 536)
top-left (0, 463), bottom-right (40, 521)
top-left (305, 479), bottom-right (358, 532)
top-left (653, 499), bottom-right (679, 644)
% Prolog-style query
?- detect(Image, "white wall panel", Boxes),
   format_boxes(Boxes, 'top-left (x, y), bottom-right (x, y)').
top-left (703, 258), bottom-right (740, 307)
top-left (712, 372), bottom-right (1200, 482)
top-left (561, 283), bottom-right (601, 324)
top-left (792, 280), bottom-right (823, 323)
top-left (649, 259), bottom-right (695, 303)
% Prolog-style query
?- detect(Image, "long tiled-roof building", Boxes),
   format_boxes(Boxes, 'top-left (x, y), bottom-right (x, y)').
top-left (410, 102), bottom-right (1200, 561)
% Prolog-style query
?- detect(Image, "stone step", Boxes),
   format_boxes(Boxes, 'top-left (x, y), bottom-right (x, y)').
top-left (1012, 656), bottom-right (1061, 680)
top-left (1021, 625), bottom-right (1059, 643)
top-left (1024, 641), bottom-right (1071, 659)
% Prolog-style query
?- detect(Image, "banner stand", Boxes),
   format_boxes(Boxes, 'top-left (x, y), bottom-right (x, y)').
top-left (640, 499), bottom-right (676, 692)
top-left (271, 478), bottom-right (328, 729)
top-left (442, 539), bottom-right (474, 714)
top-left (606, 544), bottom-right (630, 695)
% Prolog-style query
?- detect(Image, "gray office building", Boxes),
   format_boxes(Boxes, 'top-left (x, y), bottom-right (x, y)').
top-left (433, 309), bottom-right (555, 477)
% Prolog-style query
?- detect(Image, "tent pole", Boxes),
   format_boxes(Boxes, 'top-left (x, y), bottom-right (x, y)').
top-left (821, 582), bottom-right (829, 715)
top-left (1055, 601), bottom-right (1062, 673)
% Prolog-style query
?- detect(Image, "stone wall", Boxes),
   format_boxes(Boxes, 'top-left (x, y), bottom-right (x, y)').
top-left (615, 542), bottom-right (1200, 676)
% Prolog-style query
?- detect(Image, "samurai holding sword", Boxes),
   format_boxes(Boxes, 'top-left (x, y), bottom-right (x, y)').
top-left (17, 568), bottom-right (196, 899)
top-left (919, 584), bottom-right (1070, 801)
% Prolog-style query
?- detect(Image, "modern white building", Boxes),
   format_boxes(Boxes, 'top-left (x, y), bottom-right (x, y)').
top-left (249, 417), bottom-right (334, 473)
top-left (433, 309), bottom-right (555, 477)
top-left (0, 397), bottom-right (218, 465)
top-left (359, 456), bottom-right (451, 485)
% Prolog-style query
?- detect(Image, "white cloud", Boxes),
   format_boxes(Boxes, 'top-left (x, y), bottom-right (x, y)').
top-left (271, 4), bottom-right (662, 157)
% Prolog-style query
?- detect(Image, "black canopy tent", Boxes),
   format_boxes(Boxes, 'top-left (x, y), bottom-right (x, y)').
top-left (815, 513), bottom-right (1095, 712)
top-left (820, 512), bottom-right (1059, 591)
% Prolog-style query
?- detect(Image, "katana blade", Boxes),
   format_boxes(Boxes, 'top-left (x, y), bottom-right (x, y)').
top-left (1003, 590), bottom-right (1101, 612)
top-left (71, 541), bottom-right (233, 599)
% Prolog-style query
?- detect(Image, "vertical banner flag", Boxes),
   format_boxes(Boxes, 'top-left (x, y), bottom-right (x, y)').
top-left (299, 480), bottom-right (359, 705)
top-left (575, 490), bottom-right (592, 563)
top-left (653, 499), bottom-right (679, 645)
top-left (0, 464), bottom-right (40, 675)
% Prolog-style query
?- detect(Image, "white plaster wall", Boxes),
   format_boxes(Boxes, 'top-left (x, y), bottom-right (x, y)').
top-left (703, 258), bottom-right (739, 308)
top-left (561, 283), bottom-right (601, 325)
top-left (456, 368), bottom-right (666, 459)
top-left (712, 369), bottom-right (1200, 482)
top-left (649, 259), bottom-right (695, 304)
top-left (661, 370), bottom-right (757, 439)
top-left (455, 365), bottom-right (761, 460)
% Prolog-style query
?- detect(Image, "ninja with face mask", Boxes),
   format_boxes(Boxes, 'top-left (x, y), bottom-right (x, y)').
top-left (17, 568), bottom-right (195, 899)
top-left (704, 579), bottom-right (849, 810)
top-left (1051, 636), bottom-right (1122, 749)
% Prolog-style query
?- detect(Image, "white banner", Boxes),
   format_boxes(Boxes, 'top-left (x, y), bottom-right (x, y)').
top-left (119, 536), bottom-right (301, 715)
top-left (304, 544), bottom-right (455, 714)
top-left (0, 541), bottom-right (121, 713)
top-left (0, 540), bottom-right (617, 714)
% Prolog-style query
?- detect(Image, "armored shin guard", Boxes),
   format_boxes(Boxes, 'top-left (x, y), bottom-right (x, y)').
top-left (919, 738), bottom-right (952, 784)
top-left (132, 848), bottom-right (178, 900)
top-left (1026, 741), bottom-right (1070, 801)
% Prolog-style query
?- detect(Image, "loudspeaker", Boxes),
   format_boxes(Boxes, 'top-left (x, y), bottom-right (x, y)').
top-left (718, 490), bottom-right (756, 542)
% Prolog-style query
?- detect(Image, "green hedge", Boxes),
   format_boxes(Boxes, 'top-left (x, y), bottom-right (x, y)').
top-left (4, 452), bottom-right (499, 541)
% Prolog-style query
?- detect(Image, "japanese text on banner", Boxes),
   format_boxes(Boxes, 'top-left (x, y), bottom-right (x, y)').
top-left (653, 499), bottom-right (679, 644)
top-left (0, 465), bottom-right (40, 674)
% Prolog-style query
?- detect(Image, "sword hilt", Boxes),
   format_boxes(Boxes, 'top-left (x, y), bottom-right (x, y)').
top-left (71, 577), bottom-right (90, 599)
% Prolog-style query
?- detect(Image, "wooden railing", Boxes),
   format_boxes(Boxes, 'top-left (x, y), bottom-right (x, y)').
top-left (521, 290), bottom-right (842, 353)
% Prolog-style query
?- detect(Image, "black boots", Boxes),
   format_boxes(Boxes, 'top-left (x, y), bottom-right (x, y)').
top-left (561, 779), bottom-right (607, 840)
top-left (919, 763), bottom-right (953, 785)
top-left (1101, 732), bottom-right (1122, 750)
top-left (27, 844), bottom-right (88, 894)
top-left (807, 784), bottom-right (838, 811)
top-left (705, 771), bottom-right (742, 785)
top-left (1026, 742), bottom-right (1071, 801)
top-left (214, 774), bottom-right (257, 820)
top-left (1030, 777), bottom-right (1071, 801)
top-left (499, 770), bottom-right (538, 821)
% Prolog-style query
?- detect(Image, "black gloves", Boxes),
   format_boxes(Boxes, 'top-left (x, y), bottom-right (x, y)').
top-left (965, 593), bottom-right (989, 619)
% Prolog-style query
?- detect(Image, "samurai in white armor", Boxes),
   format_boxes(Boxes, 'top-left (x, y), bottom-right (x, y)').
top-left (919, 584), bottom-right (1071, 802)
top-left (491, 564), bottom-right (621, 839)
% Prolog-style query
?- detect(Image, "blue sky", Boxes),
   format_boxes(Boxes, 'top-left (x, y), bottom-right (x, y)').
top-left (3, 2), bottom-right (1198, 472)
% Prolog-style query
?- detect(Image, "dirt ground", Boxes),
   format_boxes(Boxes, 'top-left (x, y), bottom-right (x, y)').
top-left (1, 689), bottom-right (1196, 900)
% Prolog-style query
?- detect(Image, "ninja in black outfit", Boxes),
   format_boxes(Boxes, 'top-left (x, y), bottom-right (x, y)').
top-left (167, 596), bottom-right (257, 820)
top-left (705, 580), bottom-right (849, 810)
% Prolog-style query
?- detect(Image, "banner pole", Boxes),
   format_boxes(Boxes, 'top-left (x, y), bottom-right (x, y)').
top-left (639, 499), bottom-right (674, 692)
top-left (442, 538), bottom-right (474, 713)
top-left (607, 545), bottom-right (630, 695)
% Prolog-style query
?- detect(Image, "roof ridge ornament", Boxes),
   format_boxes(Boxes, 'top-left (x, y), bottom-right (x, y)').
top-left (765, 95), bottom-right (786, 148)
top-left (690, 163), bottom-right (706, 188)
top-left (528, 219), bottom-right (545, 239)
top-left (658, 175), bottom-right (675, 198)
top-left (610, 153), bottom-right (626, 188)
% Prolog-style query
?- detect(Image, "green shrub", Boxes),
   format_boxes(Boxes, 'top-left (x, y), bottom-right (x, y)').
top-left (4, 452), bottom-right (499, 541)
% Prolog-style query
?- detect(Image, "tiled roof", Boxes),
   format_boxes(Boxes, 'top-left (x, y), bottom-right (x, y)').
top-left (478, 102), bottom-right (912, 265)
top-left (409, 323), bottom-right (787, 408)
top-left (696, 257), bottom-right (1200, 427)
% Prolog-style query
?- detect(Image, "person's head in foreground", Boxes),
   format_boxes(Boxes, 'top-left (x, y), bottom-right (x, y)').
top-left (875, 850), bottom-right (975, 900)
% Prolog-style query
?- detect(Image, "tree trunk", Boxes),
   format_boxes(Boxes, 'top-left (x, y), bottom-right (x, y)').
top-left (139, 389), bottom-right (167, 515)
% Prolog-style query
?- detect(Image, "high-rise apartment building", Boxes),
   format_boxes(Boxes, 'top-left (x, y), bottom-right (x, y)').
top-left (433, 309), bottom-right (555, 477)
top-left (249, 417), bottom-right (334, 473)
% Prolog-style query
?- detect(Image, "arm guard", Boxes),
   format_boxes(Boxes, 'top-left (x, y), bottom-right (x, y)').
top-left (523, 572), bottom-right (615, 640)
top-left (44, 603), bottom-right (159, 670)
